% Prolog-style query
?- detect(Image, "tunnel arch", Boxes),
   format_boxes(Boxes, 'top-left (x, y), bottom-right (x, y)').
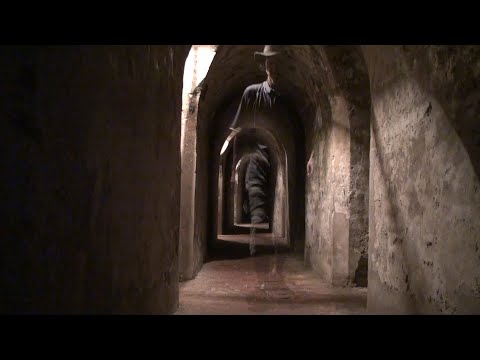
top-left (208, 90), bottom-right (304, 253)
top-left (5, 45), bottom-right (480, 315)
top-left (218, 126), bottom-right (289, 244)
top-left (3, 45), bottom-right (479, 314)
top-left (184, 45), bottom-right (373, 287)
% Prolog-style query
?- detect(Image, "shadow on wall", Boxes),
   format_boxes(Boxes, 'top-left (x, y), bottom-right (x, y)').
top-left (410, 46), bottom-right (480, 182)
top-left (370, 109), bottom-right (419, 314)
top-left (367, 45), bottom-right (480, 314)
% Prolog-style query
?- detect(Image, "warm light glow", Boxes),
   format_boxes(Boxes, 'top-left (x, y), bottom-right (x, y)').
top-left (181, 45), bottom-right (217, 157)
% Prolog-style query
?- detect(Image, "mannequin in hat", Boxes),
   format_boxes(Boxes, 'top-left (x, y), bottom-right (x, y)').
top-left (225, 45), bottom-right (289, 256)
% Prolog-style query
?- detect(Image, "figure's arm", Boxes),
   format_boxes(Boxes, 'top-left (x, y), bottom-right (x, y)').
top-left (228, 92), bottom-right (249, 182)
top-left (226, 129), bottom-right (240, 183)
top-left (229, 88), bottom-right (249, 130)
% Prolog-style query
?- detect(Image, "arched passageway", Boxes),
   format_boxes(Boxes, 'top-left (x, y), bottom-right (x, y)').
top-left (217, 127), bottom-right (289, 246)
top-left (178, 45), bottom-right (480, 315)
top-left (1, 45), bottom-right (479, 314)
top-left (180, 45), bottom-right (371, 284)
top-left (178, 45), bottom-right (371, 313)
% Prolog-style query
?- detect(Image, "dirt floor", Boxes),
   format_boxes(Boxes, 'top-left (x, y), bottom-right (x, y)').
top-left (176, 244), bottom-right (367, 315)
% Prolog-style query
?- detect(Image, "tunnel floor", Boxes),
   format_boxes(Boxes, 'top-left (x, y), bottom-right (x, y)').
top-left (176, 244), bottom-right (367, 315)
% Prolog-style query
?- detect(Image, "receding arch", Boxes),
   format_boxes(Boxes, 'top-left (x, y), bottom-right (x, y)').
top-left (217, 126), bottom-right (289, 247)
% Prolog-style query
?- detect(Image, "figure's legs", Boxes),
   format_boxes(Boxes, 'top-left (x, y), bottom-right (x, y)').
top-left (249, 205), bottom-right (266, 256)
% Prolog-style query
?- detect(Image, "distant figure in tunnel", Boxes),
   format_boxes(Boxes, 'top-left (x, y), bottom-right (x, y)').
top-left (227, 45), bottom-right (288, 256)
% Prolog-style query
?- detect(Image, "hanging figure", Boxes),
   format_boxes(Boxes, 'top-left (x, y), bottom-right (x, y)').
top-left (226, 45), bottom-right (287, 255)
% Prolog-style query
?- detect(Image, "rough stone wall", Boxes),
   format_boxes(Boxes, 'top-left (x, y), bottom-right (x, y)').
top-left (179, 89), bottom-right (206, 281)
top-left (326, 46), bottom-right (371, 286)
top-left (330, 96), bottom-right (354, 286)
top-left (305, 104), bottom-right (335, 283)
top-left (348, 105), bottom-right (370, 287)
top-left (192, 95), bottom-right (209, 277)
top-left (305, 97), bottom-right (352, 286)
top-left (305, 46), bottom-right (370, 287)
top-left (179, 46), bottom-right (213, 281)
top-left (179, 93), bottom-right (197, 281)
top-left (0, 45), bottom-right (188, 313)
top-left (363, 45), bottom-right (480, 314)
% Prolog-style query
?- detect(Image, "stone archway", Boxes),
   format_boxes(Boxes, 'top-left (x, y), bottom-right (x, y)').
top-left (217, 127), bottom-right (289, 248)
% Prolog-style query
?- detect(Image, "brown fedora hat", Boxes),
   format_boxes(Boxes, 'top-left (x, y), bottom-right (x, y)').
top-left (254, 45), bottom-right (285, 62)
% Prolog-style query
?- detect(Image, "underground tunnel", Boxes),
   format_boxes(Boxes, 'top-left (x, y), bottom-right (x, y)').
top-left (1, 45), bottom-right (480, 314)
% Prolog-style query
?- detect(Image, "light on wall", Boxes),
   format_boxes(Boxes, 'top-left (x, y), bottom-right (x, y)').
top-left (181, 45), bottom-right (217, 157)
